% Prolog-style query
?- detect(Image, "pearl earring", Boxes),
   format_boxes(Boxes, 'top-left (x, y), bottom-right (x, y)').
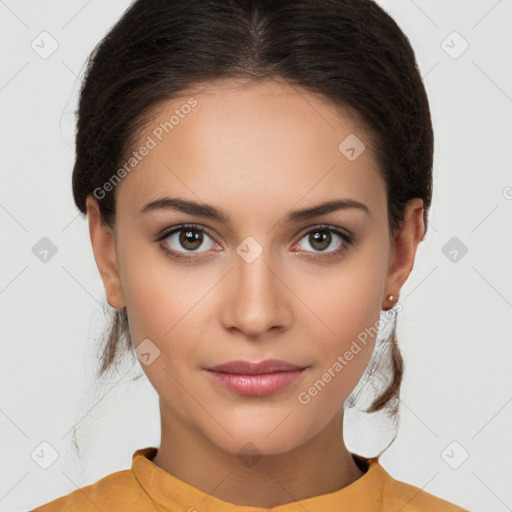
top-left (383, 294), bottom-right (399, 310)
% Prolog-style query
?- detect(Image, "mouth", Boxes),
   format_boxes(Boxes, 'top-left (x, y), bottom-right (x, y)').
top-left (204, 359), bottom-right (309, 396)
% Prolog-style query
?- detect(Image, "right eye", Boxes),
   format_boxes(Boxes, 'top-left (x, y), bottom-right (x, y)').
top-left (156, 224), bottom-right (219, 260)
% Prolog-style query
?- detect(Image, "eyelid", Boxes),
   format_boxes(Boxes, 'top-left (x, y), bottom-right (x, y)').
top-left (156, 223), bottom-right (217, 242)
top-left (295, 223), bottom-right (353, 241)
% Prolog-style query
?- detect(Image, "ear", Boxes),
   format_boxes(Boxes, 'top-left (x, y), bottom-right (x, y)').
top-left (383, 198), bottom-right (426, 309)
top-left (86, 196), bottom-right (126, 309)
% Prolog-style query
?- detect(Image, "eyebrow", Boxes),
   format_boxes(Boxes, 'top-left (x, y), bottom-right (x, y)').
top-left (140, 196), bottom-right (370, 224)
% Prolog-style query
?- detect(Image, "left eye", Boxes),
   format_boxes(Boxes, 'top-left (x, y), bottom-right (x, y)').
top-left (294, 226), bottom-right (351, 254)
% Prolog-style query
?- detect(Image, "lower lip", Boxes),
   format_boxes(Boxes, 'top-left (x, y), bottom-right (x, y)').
top-left (205, 368), bottom-right (307, 396)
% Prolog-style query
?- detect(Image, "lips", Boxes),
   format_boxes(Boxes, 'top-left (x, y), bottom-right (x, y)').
top-left (206, 359), bottom-right (307, 374)
top-left (204, 359), bottom-right (309, 396)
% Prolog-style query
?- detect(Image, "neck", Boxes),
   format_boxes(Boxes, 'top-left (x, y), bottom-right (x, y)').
top-left (152, 405), bottom-right (365, 508)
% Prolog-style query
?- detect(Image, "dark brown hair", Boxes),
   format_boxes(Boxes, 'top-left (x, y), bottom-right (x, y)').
top-left (71, 0), bottom-right (433, 428)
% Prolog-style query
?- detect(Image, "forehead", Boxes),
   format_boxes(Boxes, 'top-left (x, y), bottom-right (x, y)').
top-left (115, 79), bottom-right (385, 223)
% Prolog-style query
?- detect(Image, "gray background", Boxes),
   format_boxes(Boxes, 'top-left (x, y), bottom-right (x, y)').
top-left (1, 1), bottom-right (511, 511)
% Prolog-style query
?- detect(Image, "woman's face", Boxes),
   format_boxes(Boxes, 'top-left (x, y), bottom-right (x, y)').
top-left (88, 79), bottom-right (422, 456)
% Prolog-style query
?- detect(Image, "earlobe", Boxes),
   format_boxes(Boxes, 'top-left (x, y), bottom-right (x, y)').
top-left (86, 196), bottom-right (126, 309)
top-left (382, 198), bottom-right (425, 309)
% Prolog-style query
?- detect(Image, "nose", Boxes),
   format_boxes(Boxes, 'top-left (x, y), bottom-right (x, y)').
top-left (220, 249), bottom-right (293, 339)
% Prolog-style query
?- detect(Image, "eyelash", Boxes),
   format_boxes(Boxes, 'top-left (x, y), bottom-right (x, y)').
top-left (155, 223), bottom-right (354, 262)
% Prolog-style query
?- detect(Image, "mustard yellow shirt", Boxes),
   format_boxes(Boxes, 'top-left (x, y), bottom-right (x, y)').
top-left (32, 446), bottom-right (468, 511)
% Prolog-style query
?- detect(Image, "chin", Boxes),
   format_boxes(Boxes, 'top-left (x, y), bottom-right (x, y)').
top-left (202, 417), bottom-right (313, 458)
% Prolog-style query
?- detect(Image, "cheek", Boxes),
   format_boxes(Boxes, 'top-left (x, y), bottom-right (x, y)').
top-left (117, 243), bottom-right (175, 344)
top-left (294, 243), bottom-right (389, 400)
top-left (296, 285), bottom-right (379, 417)
top-left (118, 256), bottom-right (204, 400)
top-left (298, 248), bottom-right (387, 344)
top-left (118, 244), bottom-right (217, 363)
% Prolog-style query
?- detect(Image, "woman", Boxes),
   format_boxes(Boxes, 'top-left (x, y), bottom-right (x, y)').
top-left (33, 0), bottom-right (468, 510)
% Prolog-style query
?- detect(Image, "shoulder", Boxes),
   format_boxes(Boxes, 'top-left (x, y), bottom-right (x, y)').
top-left (373, 461), bottom-right (469, 511)
top-left (30, 467), bottom-right (152, 511)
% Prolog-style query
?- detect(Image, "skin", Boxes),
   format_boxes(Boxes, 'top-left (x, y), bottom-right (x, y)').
top-left (86, 79), bottom-right (425, 508)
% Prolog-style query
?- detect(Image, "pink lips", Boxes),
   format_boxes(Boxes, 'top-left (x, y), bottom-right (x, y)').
top-left (205, 359), bottom-right (308, 396)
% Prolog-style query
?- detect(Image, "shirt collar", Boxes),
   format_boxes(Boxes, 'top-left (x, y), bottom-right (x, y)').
top-left (131, 446), bottom-right (387, 511)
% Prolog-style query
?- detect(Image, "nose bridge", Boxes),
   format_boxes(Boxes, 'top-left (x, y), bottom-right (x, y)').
top-left (224, 238), bottom-right (289, 336)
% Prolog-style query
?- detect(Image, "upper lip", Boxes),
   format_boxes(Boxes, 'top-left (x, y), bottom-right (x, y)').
top-left (206, 359), bottom-right (307, 374)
